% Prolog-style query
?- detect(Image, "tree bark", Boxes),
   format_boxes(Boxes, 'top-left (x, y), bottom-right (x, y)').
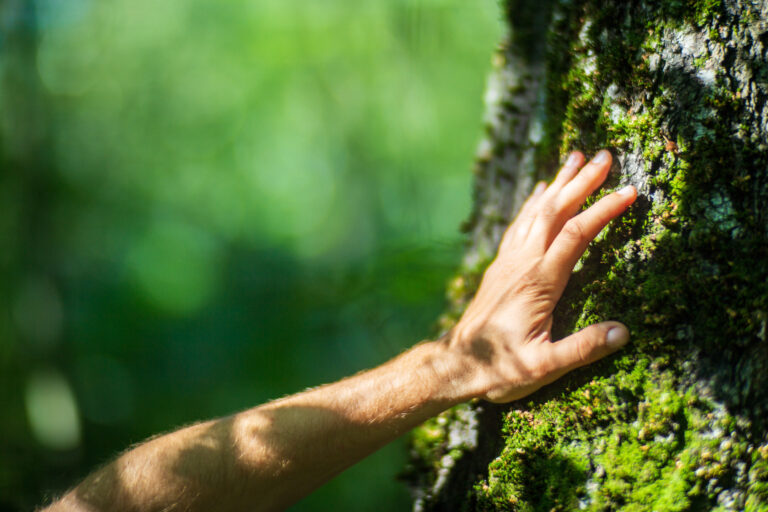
top-left (408, 0), bottom-right (768, 510)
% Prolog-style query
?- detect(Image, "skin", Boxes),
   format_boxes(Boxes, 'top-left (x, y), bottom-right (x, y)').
top-left (44, 150), bottom-right (637, 512)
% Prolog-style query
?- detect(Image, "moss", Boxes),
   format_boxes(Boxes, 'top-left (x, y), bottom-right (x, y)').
top-left (473, 365), bottom-right (750, 511)
top-left (410, 0), bottom-right (768, 509)
top-left (473, 0), bottom-right (768, 508)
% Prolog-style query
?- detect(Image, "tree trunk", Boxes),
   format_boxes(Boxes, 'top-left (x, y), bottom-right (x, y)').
top-left (408, 0), bottom-right (768, 510)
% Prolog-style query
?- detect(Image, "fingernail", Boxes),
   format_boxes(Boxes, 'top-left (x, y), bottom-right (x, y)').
top-left (565, 152), bottom-right (580, 167)
top-left (606, 325), bottom-right (630, 349)
top-left (617, 185), bottom-right (635, 197)
top-left (534, 181), bottom-right (547, 195)
top-left (591, 150), bottom-right (611, 164)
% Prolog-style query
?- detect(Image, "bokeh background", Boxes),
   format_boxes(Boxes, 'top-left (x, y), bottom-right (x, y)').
top-left (0, 0), bottom-right (501, 509)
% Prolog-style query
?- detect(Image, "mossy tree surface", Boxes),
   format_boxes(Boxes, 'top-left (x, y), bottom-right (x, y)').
top-left (408, 0), bottom-right (768, 510)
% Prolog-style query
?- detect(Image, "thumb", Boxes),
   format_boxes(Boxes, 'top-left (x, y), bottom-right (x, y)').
top-left (545, 321), bottom-right (630, 379)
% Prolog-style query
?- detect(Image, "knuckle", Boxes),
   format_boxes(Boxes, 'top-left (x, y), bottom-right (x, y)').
top-left (531, 360), bottom-right (551, 380)
top-left (499, 224), bottom-right (519, 249)
top-left (575, 336), bottom-right (589, 363)
top-left (521, 344), bottom-right (554, 380)
top-left (576, 329), bottom-right (602, 362)
top-left (562, 218), bottom-right (587, 242)
top-left (536, 201), bottom-right (560, 220)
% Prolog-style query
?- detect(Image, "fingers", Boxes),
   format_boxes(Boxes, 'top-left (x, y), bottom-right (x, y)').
top-left (541, 322), bottom-right (630, 381)
top-left (499, 180), bottom-right (547, 253)
top-left (499, 152), bottom-right (584, 253)
top-left (544, 185), bottom-right (637, 290)
top-left (526, 150), bottom-right (614, 250)
top-left (550, 151), bottom-right (585, 190)
top-left (557, 150), bottom-right (613, 217)
top-left (521, 181), bottom-right (548, 215)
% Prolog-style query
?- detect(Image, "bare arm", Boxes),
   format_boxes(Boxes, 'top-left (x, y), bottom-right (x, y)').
top-left (46, 150), bottom-right (636, 512)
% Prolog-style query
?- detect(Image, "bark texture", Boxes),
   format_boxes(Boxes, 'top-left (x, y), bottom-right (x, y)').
top-left (408, 1), bottom-right (768, 510)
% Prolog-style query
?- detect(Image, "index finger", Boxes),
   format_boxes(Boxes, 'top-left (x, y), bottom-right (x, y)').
top-left (543, 185), bottom-right (637, 292)
top-left (524, 150), bottom-right (613, 251)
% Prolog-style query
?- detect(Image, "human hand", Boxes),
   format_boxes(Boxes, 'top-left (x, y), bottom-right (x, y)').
top-left (449, 150), bottom-right (637, 403)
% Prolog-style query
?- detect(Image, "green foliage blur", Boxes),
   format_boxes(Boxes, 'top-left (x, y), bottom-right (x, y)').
top-left (0, 0), bottom-right (501, 509)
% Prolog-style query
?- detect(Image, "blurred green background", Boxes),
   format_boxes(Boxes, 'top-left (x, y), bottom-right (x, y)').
top-left (0, 0), bottom-right (501, 509)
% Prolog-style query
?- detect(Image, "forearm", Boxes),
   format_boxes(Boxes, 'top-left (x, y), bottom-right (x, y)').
top-left (47, 149), bottom-right (635, 512)
top-left (236, 339), bottom-right (477, 507)
top-left (50, 339), bottom-right (476, 512)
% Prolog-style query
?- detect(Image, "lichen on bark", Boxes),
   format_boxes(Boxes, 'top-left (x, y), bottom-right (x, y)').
top-left (408, 1), bottom-right (768, 510)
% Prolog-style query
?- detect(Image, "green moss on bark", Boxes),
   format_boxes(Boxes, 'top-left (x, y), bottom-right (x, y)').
top-left (410, 0), bottom-right (768, 510)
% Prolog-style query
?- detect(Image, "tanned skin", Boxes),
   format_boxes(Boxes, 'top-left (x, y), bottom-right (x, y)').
top-left (44, 150), bottom-right (637, 512)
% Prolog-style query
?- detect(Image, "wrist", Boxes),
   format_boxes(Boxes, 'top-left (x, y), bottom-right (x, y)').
top-left (415, 334), bottom-right (485, 405)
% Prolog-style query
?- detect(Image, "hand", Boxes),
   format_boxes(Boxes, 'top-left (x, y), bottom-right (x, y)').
top-left (449, 150), bottom-right (637, 403)
top-left (45, 150), bottom-right (636, 512)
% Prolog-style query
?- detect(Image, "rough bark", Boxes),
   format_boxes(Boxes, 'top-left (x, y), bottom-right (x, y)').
top-left (407, 1), bottom-right (768, 510)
